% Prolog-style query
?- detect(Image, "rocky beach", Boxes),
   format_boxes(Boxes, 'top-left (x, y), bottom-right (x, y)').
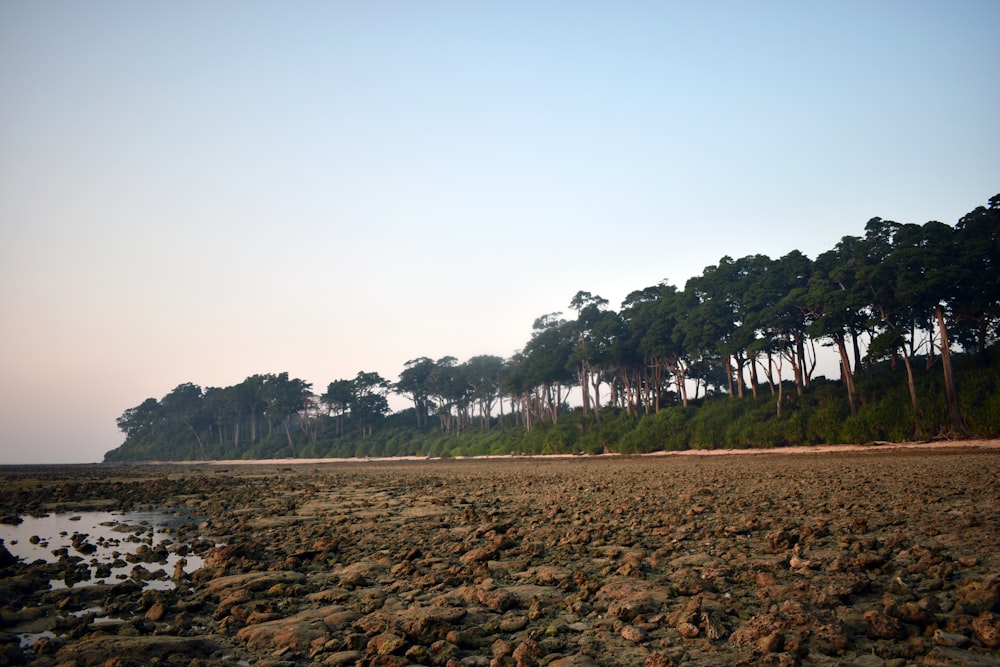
top-left (1, 443), bottom-right (999, 666)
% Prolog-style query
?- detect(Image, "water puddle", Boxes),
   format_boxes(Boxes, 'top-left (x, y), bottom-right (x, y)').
top-left (0, 509), bottom-right (205, 590)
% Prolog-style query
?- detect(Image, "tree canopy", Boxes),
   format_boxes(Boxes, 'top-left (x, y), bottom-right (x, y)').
top-left (106, 194), bottom-right (1000, 461)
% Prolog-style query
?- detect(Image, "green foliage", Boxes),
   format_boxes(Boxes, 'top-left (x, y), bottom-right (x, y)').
top-left (106, 194), bottom-right (1000, 462)
top-left (106, 345), bottom-right (1000, 462)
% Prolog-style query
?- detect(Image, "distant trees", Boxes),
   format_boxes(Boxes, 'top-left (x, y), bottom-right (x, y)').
top-left (110, 194), bottom-right (1000, 460)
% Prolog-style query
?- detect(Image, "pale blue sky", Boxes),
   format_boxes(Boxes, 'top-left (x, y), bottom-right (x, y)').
top-left (1, 1), bottom-right (997, 463)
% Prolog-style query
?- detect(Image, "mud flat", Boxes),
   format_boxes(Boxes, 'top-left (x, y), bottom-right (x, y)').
top-left (1, 444), bottom-right (999, 666)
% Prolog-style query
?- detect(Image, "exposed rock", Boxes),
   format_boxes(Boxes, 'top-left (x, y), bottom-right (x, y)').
top-left (620, 624), bottom-right (648, 642)
top-left (235, 604), bottom-right (343, 653)
top-left (921, 646), bottom-right (1000, 667)
top-left (863, 609), bottom-right (906, 640)
top-left (54, 635), bottom-right (222, 666)
top-left (3, 448), bottom-right (998, 666)
top-left (971, 611), bottom-right (1000, 648)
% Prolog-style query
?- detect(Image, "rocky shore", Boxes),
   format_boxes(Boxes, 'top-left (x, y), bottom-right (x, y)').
top-left (1, 445), bottom-right (999, 666)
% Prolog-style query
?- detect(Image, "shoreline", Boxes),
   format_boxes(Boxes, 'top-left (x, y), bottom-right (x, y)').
top-left (5, 438), bottom-right (997, 468)
top-left (130, 437), bottom-right (1000, 466)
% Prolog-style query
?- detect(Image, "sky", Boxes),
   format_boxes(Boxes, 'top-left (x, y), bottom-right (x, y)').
top-left (1, 1), bottom-right (998, 464)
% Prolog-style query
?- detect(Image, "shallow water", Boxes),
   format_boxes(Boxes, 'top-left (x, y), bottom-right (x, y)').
top-left (0, 509), bottom-right (204, 590)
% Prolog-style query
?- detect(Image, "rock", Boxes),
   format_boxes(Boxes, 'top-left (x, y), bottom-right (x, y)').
top-left (0, 539), bottom-right (17, 567)
top-left (767, 530), bottom-right (798, 551)
top-left (492, 638), bottom-right (515, 657)
top-left (758, 631), bottom-right (784, 652)
top-left (144, 600), bottom-right (167, 621)
top-left (477, 586), bottom-right (515, 610)
top-left (367, 632), bottom-right (407, 656)
top-left (971, 612), bottom-right (1000, 648)
top-left (54, 635), bottom-right (222, 666)
top-left (200, 541), bottom-right (264, 572)
top-left (322, 650), bottom-right (364, 666)
top-left (954, 576), bottom-right (1000, 615)
top-left (512, 638), bottom-right (543, 666)
top-left (548, 655), bottom-right (600, 667)
top-left (677, 622), bottom-right (700, 638)
top-left (730, 614), bottom-right (782, 647)
top-left (597, 577), bottom-right (672, 620)
top-left (621, 624), bottom-right (648, 643)
top-left (863, 609), bottom-right (906, 640)
top-left (921, 646), bottom-right (1000, 667)
top-left (5, 449), bottom-right (1000, 667)
top-left (235, 605), bottom-right (343, 654)
top-left (934, 629), bottom-right (972, 648)
top-left (202, 570), bottom-right (306, 596)
top-left (701, 611), bottom-right (726, 640)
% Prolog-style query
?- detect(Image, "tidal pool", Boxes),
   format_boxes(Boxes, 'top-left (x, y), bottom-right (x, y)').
top-left (0, 509), bottom-right (205, 590)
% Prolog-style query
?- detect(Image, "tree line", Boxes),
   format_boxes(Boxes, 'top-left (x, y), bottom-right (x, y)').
top-left (106, 194), bottom-right (1000, 461)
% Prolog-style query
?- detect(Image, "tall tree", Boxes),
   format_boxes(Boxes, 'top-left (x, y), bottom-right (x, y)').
top-left (395, 357), bottom-right (437, 427)
top-left (952, 195), bottom-right (1000, 353)
top-left (116, 397), bottom-right (161, 444)
top-left (891, 220), bottom-right (969, 434)
top-left (622, 282), bottom-right (692, 410)
top-left (159, 382), bottom-right (208, 459)
top-left (264, 372), bottom-right (313, 456)
top-left (568, 291), bottom-right (621, 426)
top-left (508, 314), bottom-right (576, 429)
top-left (857, 217), bottom-right (927, 431)
top-left (806, 238), bottom-right (869, 417)
top-left (464, 355), bottom-right (506, 430)
top-left (321, 379), bottom-right (354, 437)
top-left (349, 371), bottom-right (391, 437)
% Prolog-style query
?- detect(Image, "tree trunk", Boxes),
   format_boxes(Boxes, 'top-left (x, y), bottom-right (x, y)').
top-left (794, 333), bottom-right (807, 395)
top-left (803, 337), bottom-right (816, 389)
top-left (183, 421), bottom-right (208, 459)
top-left (935, 306), bottom-right (968, 435)
top-left (724, 354), bottom-right (734, 398)
top-left (900, 351), bottom-right (920, 437)
top-left (734, 354), bottom-right (746, 399)
top-left (852, 331), bottom-right (863, 376)
top-left (590, 373), bottom-right (601, 426)
top-left (763, 353), bottom-right (776, 396)
top-left (776, 358), bottom-right (784, 419)
top-left (675, 365), bottom-right (688, 407)
top-left (835, 334), bottom-right (857, 418)
top-left (283, 418), bottom-right (296, 457)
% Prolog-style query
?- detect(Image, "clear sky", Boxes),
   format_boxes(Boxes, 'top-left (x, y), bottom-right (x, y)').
top-left (1, 1), bottom-right (997, 464)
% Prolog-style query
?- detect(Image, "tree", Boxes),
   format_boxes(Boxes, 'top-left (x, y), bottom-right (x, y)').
top-left (116, 397), bottom-right (160, 443)
top-left (395, 357), bottom-right (437, 428)
top-left (891, 220), bottom-right (969, 434)
top-left (238, 374), bottom-right (271, 442)
top-left (857, 217), bottom-right (930, 434)
top-left (568, 291), bottom-right (620, 425)
top-left (683, 261), bottom-right (745, 404)
top-left (621, 282), bottom-right (694, 410)
top-left (264, 372), bottom-right (313, 456)
top-left (464, 355), bottom-right (506, 430)
top-left (511, 314), bottom-right (576, 429)
top-left (952, 195), bottom-right (1000, 353)
top-left (806, 238), bottom-right (869, 417)
top-left (159, 382), bottom-right (208, 459)
top-left (321, 379), bottom-right (354, 437)
top-left (349, 371), bottom-right (390, 437)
